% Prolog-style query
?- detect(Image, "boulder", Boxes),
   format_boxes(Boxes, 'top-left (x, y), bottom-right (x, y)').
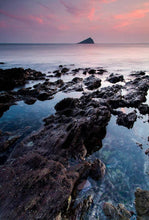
top-left (84, 75), bottom-right (101, 90)
top-left (135, 188), bottom-right (149, 219)
top-left (89, 159), bottom-right (106, 180)
top-left (103, 202), bottom-right (132, 220)
top-left (116, 111), bottom-right (137, 128)
top-left (107, 73), bottom-right (124, 84)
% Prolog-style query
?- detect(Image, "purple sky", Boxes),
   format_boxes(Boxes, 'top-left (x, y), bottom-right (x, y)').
top-left (0, 0), bottom-right (149, 43)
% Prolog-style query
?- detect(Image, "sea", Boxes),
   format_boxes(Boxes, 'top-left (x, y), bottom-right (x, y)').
top-left (0, 43), bottom-right (149, 219)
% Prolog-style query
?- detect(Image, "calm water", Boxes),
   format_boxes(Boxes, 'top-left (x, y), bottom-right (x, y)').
top-left (0, 43), bottom-right (149, 219)
top-left (1, 43), bottom-right (149, 74)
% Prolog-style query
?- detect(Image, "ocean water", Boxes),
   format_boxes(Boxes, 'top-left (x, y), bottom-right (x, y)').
top-left (0, 43), bottom-right (149, 219)
top-left (1, 43), bottom-right (149, 74)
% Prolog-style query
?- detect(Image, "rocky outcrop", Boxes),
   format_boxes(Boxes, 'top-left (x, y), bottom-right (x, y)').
top-left (116, 111), bottom-right (137, 129)
top-left (107, 73), bottom-right (124, 84)
top-left (103, 202), bottom-right (132, 220)
top-left (0, 68), bottom-right (45, 91)
top-left (135, 188), bottom-right (149, 220)
top-left (84, 75), bottom-right (101, 90)
top-left (78, 37), bottom-right (94, 44)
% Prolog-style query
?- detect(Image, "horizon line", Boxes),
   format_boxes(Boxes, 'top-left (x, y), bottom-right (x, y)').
top-left (0, 42), bottom-right (149, 44)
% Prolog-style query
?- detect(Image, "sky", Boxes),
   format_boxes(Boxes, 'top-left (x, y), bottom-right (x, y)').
top-left (0, 0), bottom-right (149, 43)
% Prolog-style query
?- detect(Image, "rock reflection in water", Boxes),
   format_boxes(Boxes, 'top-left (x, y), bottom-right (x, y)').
top-left (78, 114), bottom-right (149, 220)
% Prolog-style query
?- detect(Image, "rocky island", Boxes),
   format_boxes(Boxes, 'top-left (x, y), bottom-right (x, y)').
top-left (78, 37), bottom-right (94, 44)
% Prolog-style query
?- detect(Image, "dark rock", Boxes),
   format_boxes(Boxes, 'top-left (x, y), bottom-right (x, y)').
top-left (24, 97), bottom-right (37, 105)
top-left (37, 92), bottom-right (51, 101)
top-left (0, 152), bottom-right (83, 219)
top-left (55, 97), bottom-right (78, 113)
top-left (78, 37), bottom-right (94, 44)
top-left (107, 73), bottom-right (124, 84)
top-left (138, 104), bottom-right (149, 115)
top-left (0, 68), bottom-right (46, 91)
top-left (84, 75), bottom-right (101, 90)
top-left (71, 77), bottom-right (83, 83)
top-left (89, 159), bottom-right (106, 180)
top-left (130, 71), bottom-right (146, 76)
top-left (88, 69), bottom-right (96, 75)
top-left (116, 111), bottom-right (137, 128)
top-left (96, 68), bottom-right (107, 75)
top-left (0, 68), bottom-right (26, 91)
top-left (103, 202), bottom-right (132, 220)
top-left (0, 103), bottom-right (11, 117)
top-left (0, 132), bottom-right (20, 153)
top-left (0, 62), bottom-right (5, 64)
top-left (135, 188), bottom-right (149, 219)
top-left (61, 68), bottom-right (69, 74)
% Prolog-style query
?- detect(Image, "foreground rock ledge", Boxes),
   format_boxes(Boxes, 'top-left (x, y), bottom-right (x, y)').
top-left (0, 96), bottom-right (111, 219)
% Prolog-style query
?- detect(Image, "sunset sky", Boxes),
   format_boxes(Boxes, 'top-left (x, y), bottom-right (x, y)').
top-left (0, 0), bottom-right (149, 43)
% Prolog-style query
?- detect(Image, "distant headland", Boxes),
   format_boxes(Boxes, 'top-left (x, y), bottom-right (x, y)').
top-left (78, 37), bottom-right (94, 44)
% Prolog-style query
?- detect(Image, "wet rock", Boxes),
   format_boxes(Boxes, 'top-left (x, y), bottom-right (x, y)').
top-left (130, 71), bottom-right (146, 76)
top-left (67, 195), bottom-right (93, 219)
top-left (145, 148), bottom-right (149, 156)
top-left (138, 104), bottom-right (149, 115)
top-left (0, 68), bottom-right (26, 90)
top-left (24, 97), bottom-right (37, 105)
top-left (97, 68), bottom-right (107, 75)
top-left (107, 73), bottom-right (124, 84)
top-left (61, 67), bottom-right (69, 73)
top-left (89, 159), bottom-right (106, 180)
top-left (0, 68), bottom-right (45, 91)
top-left (0, 132), bottom-right (20, 153)
top-left (55, 97), bottom-right (78, 112)
top-left (0, 103), bottom-right (12, 118)
top-left (37, 92), bottom-right (51, 101)
top-left (84, 75), bottom-right (101, 90)
top-left (0, 152), bottom-right (84, 219)
top-left (103, 202), bottom-right (132, 220)
top-left (88, 69), bottom-right (96, 74)
top-left (116, 111), bottom-right (137, 128)
top-left (0, 62), bottom-right (5, 64)
top-left (135, 188), bottom-right (149, 219)
top-left (71, 77), bottom-right (83, 83)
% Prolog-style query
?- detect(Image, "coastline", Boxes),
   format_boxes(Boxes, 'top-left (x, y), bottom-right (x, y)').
top-left (0, 65), bottom-right (149, 219)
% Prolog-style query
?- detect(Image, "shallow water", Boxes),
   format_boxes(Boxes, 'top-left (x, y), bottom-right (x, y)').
top-left (0, 43), bottom-right (149, 219)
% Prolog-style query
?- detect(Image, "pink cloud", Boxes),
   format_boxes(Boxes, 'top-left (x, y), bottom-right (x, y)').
top-left (88, 7), bottom-right (95, 21)
top-left (115, 9), bottom-right (149, 20)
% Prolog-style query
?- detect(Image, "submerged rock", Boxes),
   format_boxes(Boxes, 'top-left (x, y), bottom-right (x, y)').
top-left (103, 202), bottom-right (132, 220)
top-left (135, 188), bottom-right (149, 219)
top-left (89, 159), bottom-right (106, 180)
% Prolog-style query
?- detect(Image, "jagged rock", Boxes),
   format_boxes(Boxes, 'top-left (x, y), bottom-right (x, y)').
top-left (61, 67), bottom-right (69, 74)
top-left (78, 37), bottom-right (94, 44)
top-left (103, 202), bottom-right (132, 220)
top-left (89, 159), bottom-right (106, 180)
top-left (107, 73), bottom-right (124, 84)
top-left (88, 69), bottom-right (96, 74)
top-left (84, 75), bottom-right (101, 90)
top-left (138, 104), bottom-right (149, 115)
top-left (135, 188), bottom-right (149, 219)
top-left (0, 68), bottom-right (45, 91)
top-left (130, 71), bottom-right (146, 76)
top-left (116, 111), bottom-right (137, 128)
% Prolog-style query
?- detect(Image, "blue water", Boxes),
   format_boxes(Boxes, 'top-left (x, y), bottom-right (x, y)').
top-left (0, 43), bottom-right (149, 219)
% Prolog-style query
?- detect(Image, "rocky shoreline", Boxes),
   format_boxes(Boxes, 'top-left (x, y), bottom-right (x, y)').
top-left (0, 66), bottom-right (149, 219)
